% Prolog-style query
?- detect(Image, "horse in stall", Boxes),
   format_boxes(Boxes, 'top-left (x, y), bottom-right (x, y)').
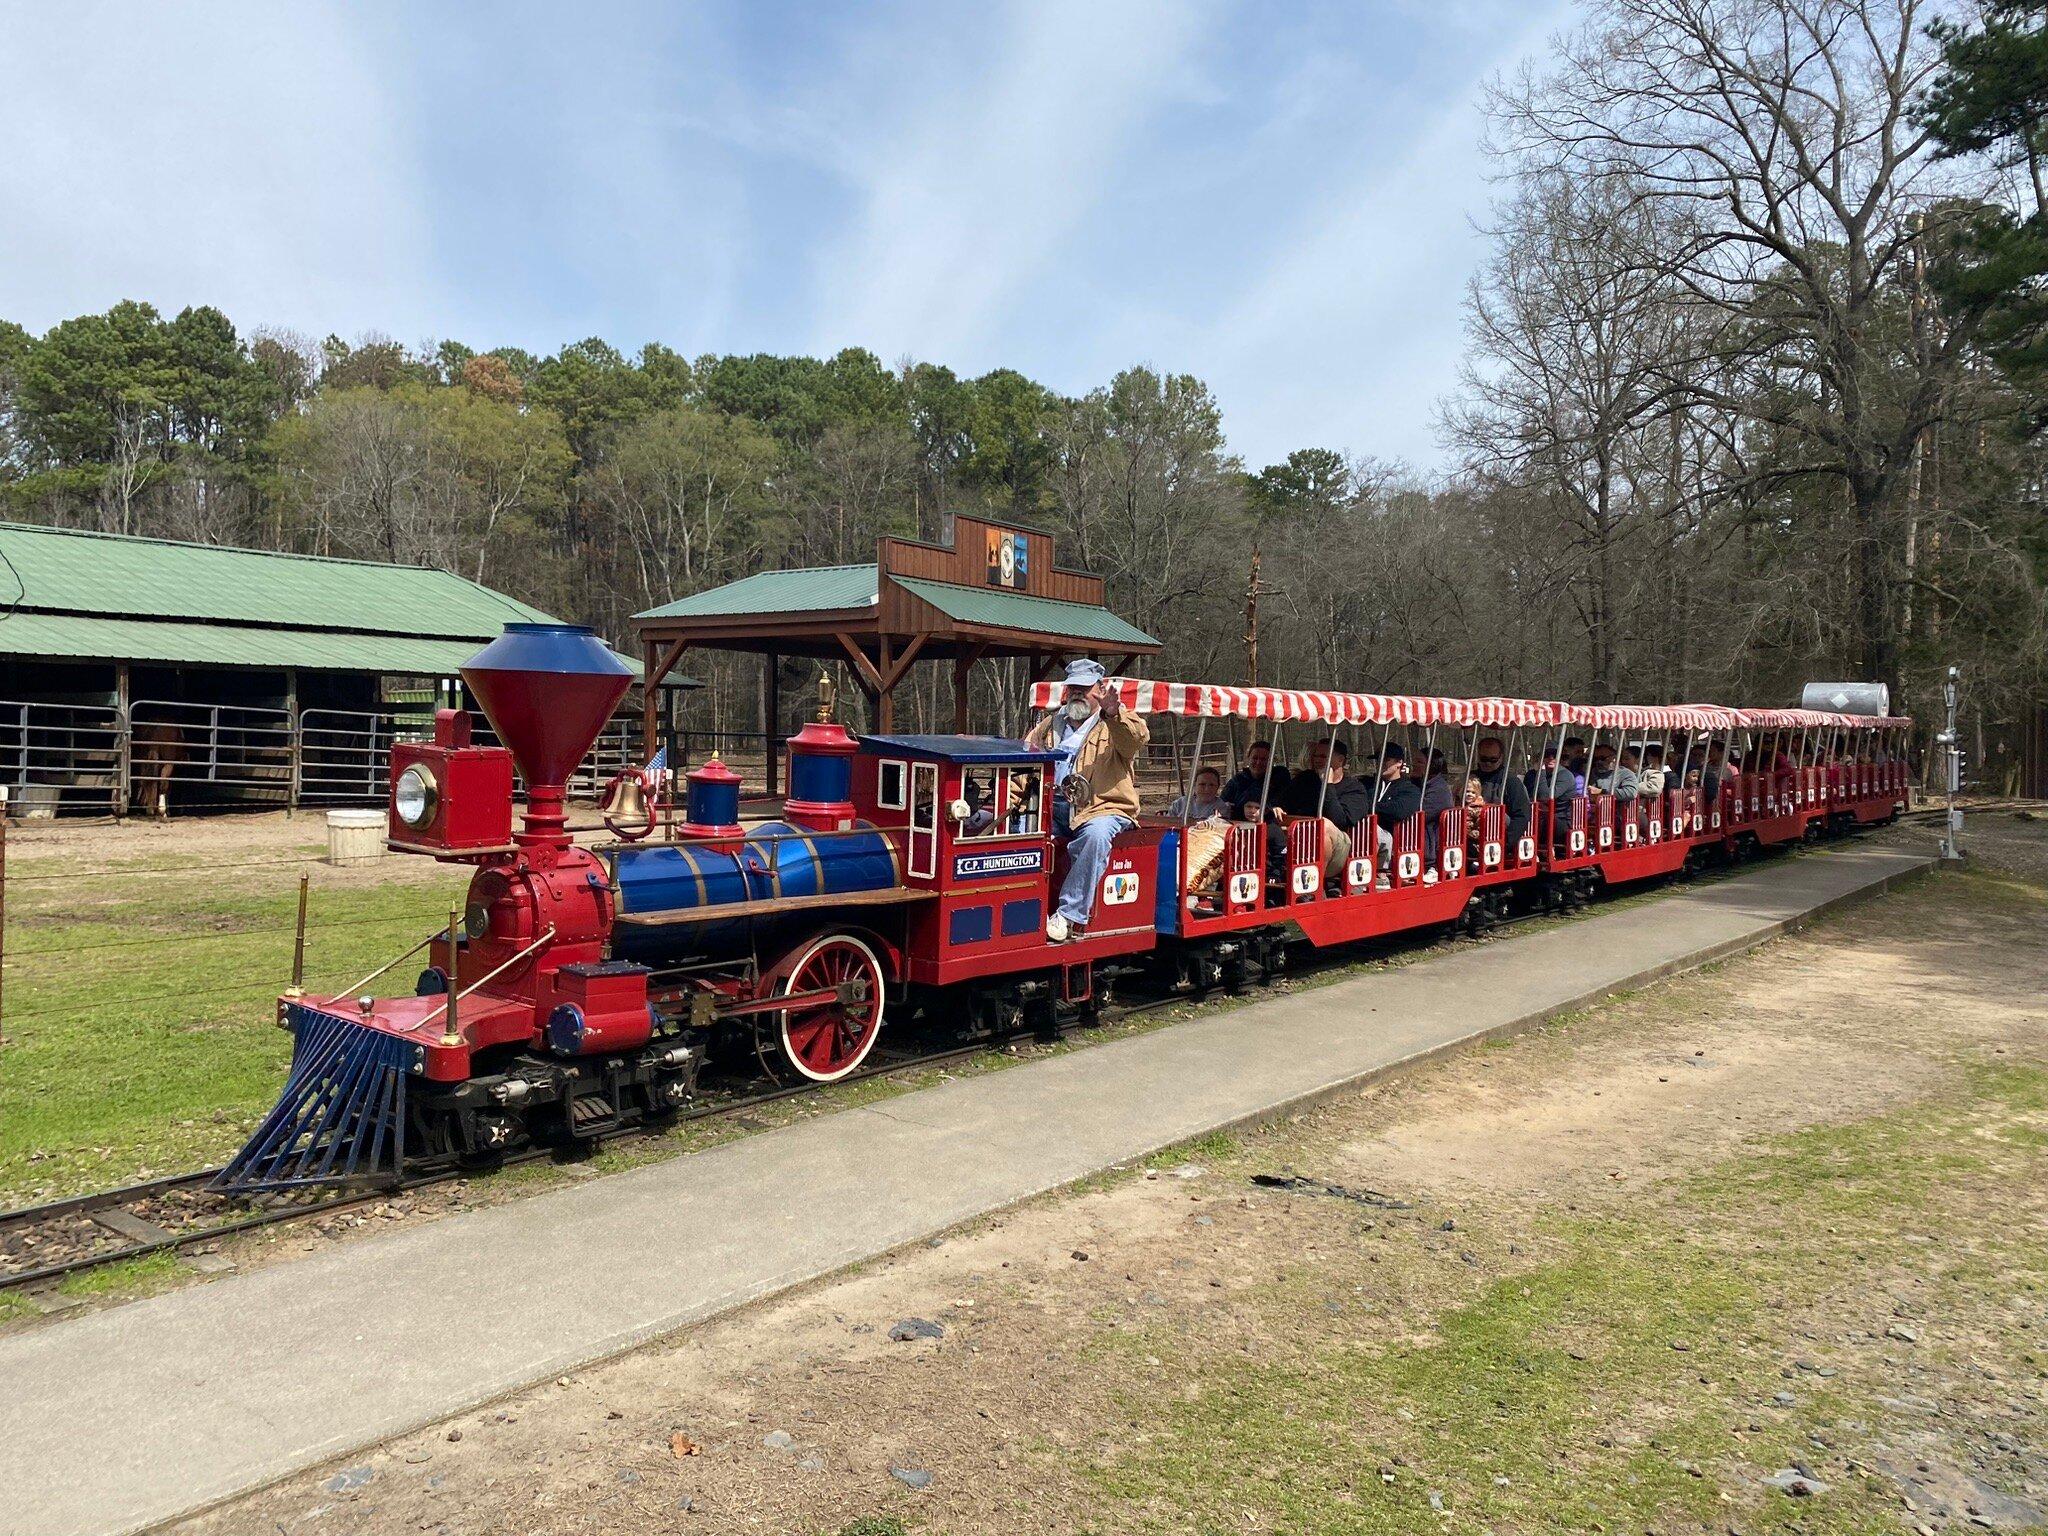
top-left (128, 718), bottom-right (187, 817)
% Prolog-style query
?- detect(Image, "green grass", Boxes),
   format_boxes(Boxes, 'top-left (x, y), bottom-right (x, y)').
top-left (55, 1249), bottom-right (185, 1299)
top-left (1943, 864), bottom-right (2048, 910)
top-left (1079, 1062), bottom-right (2048, 1535)
top-left (0, 858), bottom-right (466, 1201)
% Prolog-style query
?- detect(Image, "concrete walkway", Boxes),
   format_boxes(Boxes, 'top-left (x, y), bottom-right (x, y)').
top-left (0, 843), bottom-right (1931, 1536)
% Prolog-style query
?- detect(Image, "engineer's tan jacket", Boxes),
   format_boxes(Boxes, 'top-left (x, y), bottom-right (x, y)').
top-left (1025, 708), bottom-right (1151, 827)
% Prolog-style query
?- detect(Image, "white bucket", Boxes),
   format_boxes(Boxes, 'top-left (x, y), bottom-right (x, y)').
top-left (326, 808), bottom-right (387, 867)
top-left (12, 784), bottom-right (59, 821)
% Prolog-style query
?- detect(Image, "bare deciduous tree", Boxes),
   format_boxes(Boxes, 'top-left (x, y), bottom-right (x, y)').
top-left (1489, 0), bottom-right (1990, 693)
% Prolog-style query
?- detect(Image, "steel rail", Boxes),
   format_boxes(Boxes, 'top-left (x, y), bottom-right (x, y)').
top-left (0, 1009), bottom-right (1165, 1294)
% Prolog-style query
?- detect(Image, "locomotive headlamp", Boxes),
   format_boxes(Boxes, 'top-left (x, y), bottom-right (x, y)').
top-left (394, 764), bottom-right (438, 828)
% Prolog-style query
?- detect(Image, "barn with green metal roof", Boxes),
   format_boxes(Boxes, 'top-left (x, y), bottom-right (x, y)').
top-left (0, 522), bottom-right (632, 816)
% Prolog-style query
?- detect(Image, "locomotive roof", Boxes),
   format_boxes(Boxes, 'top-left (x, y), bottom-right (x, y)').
top-left (859, 733), bottom-right (1060, 764)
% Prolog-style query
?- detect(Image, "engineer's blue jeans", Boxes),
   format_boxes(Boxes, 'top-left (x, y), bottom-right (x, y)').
top-left (1057, 813), bottom-right (1135, 925)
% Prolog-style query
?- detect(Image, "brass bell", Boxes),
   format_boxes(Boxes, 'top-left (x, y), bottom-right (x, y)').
top-left (601, 771), bottom-right (651, 838)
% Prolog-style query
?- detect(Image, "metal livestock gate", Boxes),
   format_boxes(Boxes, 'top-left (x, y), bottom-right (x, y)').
top-left (0, 700), bottom-right (665, 817)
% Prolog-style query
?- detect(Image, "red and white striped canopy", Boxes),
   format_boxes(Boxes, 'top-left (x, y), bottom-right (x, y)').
top-left (1562, 702), bottom-right (1747, 731)
top-left (1027, 677), bottom-right (1562, 728)
top-left (1736, 708), bottom-right (1908, 730)
top-left (1026, 678), bottom-right (1910, 734)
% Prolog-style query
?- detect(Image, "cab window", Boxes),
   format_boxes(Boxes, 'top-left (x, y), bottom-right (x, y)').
top-left (877, 759), bottom-right (907, 811)
top-left (958, 766), bottom-right (1000, 838)
top-left (1006, 767), bottom-right (1043, 835)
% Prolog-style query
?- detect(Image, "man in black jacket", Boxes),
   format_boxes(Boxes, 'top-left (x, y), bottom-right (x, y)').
top-left (1470, 735), bottom-right (1532, 855)
top-left (1278, 737), bottom-right (1374, 885)
top-left (1367, 742), bottom-right (1423, 871)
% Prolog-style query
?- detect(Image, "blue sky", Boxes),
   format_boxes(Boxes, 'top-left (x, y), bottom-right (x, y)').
top-left (0, 0), bottom-right (1573, 470)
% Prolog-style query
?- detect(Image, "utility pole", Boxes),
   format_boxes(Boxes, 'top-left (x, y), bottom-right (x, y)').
top-left (1241, 548), bottom-right (1278, 763)
top-left (1244, 548), bottom-right (1265, 689)
top-left (1936, 664), bottom-right (1966, 862)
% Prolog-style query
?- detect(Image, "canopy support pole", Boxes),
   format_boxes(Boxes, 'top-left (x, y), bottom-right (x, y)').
top-left (765, 653), bottom-right (781, 796)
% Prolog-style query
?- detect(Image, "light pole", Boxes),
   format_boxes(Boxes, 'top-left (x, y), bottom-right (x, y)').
top-left (1936, 664), bottom-right (1965, 862)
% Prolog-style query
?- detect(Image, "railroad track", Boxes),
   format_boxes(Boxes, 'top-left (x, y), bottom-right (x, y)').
top-left (7, 808), bottom-right (1992, 1299)
top-left (0, 1004), bottom-right (1188, 1296)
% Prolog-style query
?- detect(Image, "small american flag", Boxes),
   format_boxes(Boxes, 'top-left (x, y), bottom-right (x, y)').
top-left (644, 745), bottom-right (667, 775)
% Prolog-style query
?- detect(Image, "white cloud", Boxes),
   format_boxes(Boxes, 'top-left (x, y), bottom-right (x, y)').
top-left (0, 1), bottom-right (432, 337)
top-left (804, 0), bottom-right (1214, 361)
top-left (1183, 2), bottom-right (1578, 471)
top-left (0, 0), bottom-right (1581, 477)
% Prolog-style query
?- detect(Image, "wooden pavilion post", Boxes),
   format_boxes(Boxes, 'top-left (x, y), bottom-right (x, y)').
top-left (764, 653), bottom-right (782, 796)
top-left (952, 641), bottom-right (989, 733)
top-left (641, 639), bottom-right (688, 764)
top-left (641, 640), bottom-right (659, 763)
top-left (832, 632), bottom-right (886, 733)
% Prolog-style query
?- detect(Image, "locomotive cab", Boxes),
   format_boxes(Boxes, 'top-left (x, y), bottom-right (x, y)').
top-left (854, 734), bottom-right (1165, 988)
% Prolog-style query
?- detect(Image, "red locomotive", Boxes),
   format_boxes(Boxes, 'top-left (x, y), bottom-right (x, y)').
top-left (215, 626), bottom-right (1910, 1194)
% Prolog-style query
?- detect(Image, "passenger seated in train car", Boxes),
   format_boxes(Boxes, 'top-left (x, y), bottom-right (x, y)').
top-left (1526, 742), bottom-right (1569, 799)
top-left (1670, 738), bottom-right (1701, 790)
top-left (1022, 657), bottom-right (1151, 944)
top-left (1561, 736), bottom-right (1591, 795)
top-left (959, 767), bottom-right (998, 835)
top-left (1167, 765), bottom-right (1224, 822)
top-left (1324, 740), bottom-right (1377, 872)
top-left (1420, 750), bottom-right (1456, 869)
top-left (1588, 742), bottom-right (1614, 792)
top-left (1468, 735), bottom-right (1532, 853)
top-left (1616, 745), bottom-right (1644, 801)
top-left (1590, 744), bottom-right (1641, 802)
top-left (1724, 747), bottom-right (1745, 792)
top-left (1006, 769), bottom-right (1043, 834)
top-left (1527, 743), bottom-right (1581, 851)
top-left (1219, 739), bottom-right (1288, 824)
top-left (1276, 736), bottom-right (1372, 886)
top-left (1699, 740), bottom-right (1729, 804)
top-left (1637, 743), bottom-right (1667, 797)
top-left (1370, 742), bottom-right (1422, 867)
top-left (1277, 737), bottom-right (1338, 820)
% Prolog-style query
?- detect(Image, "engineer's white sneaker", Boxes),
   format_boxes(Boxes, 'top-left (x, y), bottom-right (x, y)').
top-left (1045, 913), bottom-right (1070, 943)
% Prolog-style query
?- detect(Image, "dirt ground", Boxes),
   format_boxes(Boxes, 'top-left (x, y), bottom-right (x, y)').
top-left (163, 816), bottom-right (2048, 1536)
top-left (5, 808), bottom-right (529, 892)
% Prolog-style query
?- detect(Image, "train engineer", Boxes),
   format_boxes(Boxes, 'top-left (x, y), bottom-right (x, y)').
top-left (1024, 658), bottom-right (1152, 943)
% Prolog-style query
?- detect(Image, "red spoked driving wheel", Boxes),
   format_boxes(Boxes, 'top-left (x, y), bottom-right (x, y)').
top-left (777, 932), bottom-right (887, 1083)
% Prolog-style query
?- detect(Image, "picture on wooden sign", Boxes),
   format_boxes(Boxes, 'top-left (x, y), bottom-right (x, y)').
top-left (984, 527), bottom-right (1025, 588)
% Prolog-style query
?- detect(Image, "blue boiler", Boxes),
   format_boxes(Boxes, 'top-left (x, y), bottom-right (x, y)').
top-left (608, 821), bottom-right (899, 965)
